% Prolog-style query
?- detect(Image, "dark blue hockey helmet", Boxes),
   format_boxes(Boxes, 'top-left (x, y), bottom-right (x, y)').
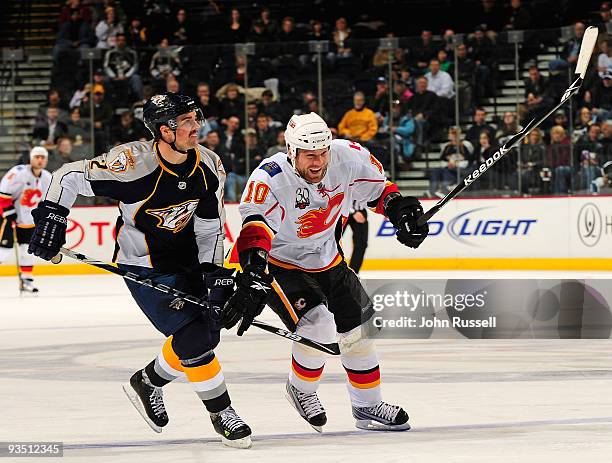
top-left (143, 92), bottom-right (203, 140)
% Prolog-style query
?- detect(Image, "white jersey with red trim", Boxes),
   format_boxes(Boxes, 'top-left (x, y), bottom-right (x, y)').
top-left (0, 164), bottom-right (51, 226)
top-left (236, 138), bottom-right (397, 271)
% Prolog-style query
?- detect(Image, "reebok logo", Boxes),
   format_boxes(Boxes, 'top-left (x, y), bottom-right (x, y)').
top-left (46, 213), bottom-right (67, 224)
top-left (463, 146), bottom-right (509, 187)
top-left (214, 278), bottom-right (234, 287)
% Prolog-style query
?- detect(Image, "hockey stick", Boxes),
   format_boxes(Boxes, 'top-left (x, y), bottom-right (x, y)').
top-left (417, 26), bottom-right (599, 227)
top-left (12, 226), bottom-right (23, 296)
top-left (53, 247), bottom-right (341, 355)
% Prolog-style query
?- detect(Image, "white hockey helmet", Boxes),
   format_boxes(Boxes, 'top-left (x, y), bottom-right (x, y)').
top-left (285, 112), bottom-right (332, 168)
top-left (30, 146), bottom-right (49, 160)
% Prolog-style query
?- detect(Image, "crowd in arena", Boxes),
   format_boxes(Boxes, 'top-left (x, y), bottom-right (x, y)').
top-left (27, 0), bottom-right (612, 200)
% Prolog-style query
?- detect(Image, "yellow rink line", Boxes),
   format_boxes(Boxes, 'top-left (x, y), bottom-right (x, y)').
top-left (1, 258), bottom-right (612, 276)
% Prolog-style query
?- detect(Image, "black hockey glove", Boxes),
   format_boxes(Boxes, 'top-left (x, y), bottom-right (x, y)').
top-left (223, 264), bottom-right (273, 336)
top-left (384, 194), bottom-right (429, 249)
top-left (28, 200), bottom-right (69, 261)
top-left (202, 264), bottom-right (236, 330)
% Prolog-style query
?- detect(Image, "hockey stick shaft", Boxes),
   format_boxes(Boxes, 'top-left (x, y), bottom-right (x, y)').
top-left (417, 26), bottom-right (598, 227)
top-left (55, 247), bottom-right (340, 355)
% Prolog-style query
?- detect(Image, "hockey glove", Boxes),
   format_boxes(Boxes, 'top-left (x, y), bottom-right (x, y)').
top-left (384, 194), bottom-right (429, 249)
top-left (28, 200), bottom-right (69, 261)
top-left (202, 264), bottom-right (236, 330)
top-left (223, 264), bottom-right (273, 336)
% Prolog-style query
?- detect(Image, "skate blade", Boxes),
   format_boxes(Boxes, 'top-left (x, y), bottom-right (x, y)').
top-left (122, 384), bottom-right (163, 433)
top-left (284, 390), bottom-right (323, 433)
top-left (221, 435), bottom-right (252, 449)
top-left (355, 419), bottom-right (411, 432)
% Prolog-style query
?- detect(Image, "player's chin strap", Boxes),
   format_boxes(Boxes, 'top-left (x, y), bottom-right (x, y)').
top-left (162, 132), bottom-right (188, 155)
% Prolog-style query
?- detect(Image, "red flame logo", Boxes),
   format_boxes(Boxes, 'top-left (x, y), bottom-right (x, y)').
top-left (296, 192), bottom-right (345, 238)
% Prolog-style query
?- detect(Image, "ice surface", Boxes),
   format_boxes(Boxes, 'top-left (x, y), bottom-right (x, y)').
top-left (1, 272), bottom-right (612, 462)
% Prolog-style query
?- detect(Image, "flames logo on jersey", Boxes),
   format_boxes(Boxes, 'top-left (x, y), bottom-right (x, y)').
top-left (108, 150), bottom-right (135, 173)
top-left (296, 192), bottom-right (345, 238)
top-left (20, 189), bottom-right (42, 208)
top-left (146, 199), bottom-right (199, 233)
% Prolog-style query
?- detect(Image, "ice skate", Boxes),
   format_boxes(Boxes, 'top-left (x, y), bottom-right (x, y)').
top-left (210, 406), bottom-right (252, 448)
top-left (352, 401), bottom-right (410, 431)
top-left (19, 277), bottom-right (39, 295)
top-left (285, 380), bottom-right (327, 433)
top-left (122, 370), bottom-right (168, 433)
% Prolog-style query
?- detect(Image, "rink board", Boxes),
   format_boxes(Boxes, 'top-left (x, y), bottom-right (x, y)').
top-left (1, 196), bottom-right (611, 274)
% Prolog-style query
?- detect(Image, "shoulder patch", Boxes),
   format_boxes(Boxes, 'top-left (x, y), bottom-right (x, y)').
top-left (108, 149), bottom-right (136, 173)
top-left (259, 161), bottom-right (282, 177)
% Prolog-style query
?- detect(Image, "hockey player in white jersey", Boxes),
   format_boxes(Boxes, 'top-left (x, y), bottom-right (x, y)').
top-left (0, 147), bottom-right (51, 293)
top-left (224, 112), bottom-right (429, 432)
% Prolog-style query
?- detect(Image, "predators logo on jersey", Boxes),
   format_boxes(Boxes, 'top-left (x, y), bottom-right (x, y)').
top-left (109, 150), bottom-right (136, 173)
top-left (296, 192), bottom-right (344, 238)
top-left (146, 199), bottom-right (199, 233)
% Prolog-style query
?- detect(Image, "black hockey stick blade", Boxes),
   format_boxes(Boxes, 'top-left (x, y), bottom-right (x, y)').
top-left (417, 26), bottom-right (599, 227)
top-left (54, 247), bottom-right (341, 355)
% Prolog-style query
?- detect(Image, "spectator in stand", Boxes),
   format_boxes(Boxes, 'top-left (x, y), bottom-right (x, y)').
top-left (226, 7), bottom-right (247, 43)
top-left (495, 111), bottom-right (522, 146)
top-left (258, 89), bottom-right (283, 122)
top-left (337, 92), bottom-right (378, 144)
top-left (406, 76), bottom-right (440, 147)
top-left (307, 19), bottom-right (327, 41)
top-left (59, 0), bottom-right (92, 24)
top-left (370, 77), bottom-right (391, 118)
top-left (37, 89), bottom-right (69, 120)
top-left (412, 30), bottom-right (440, 75)
top-left (53, 7), bottom-right (95, 64)
top-left (563, 22), bottom-right (585, 67)
top-left (277, 16), bottom-right (301, 42)
top-left (149, 38), bottom-right (182, 91)
top-left (472, 0), bottom-right (504, 32)
top-left (110, 110), bottom-right (148, 146)
top-left (575, 123), bottom-right (603, 159)
top-left (95, 6), bottom-right (124, 49)
top-left (166, 75), bottom-right (180, 93)
top-left (547, 125), bottom-right (572, 193)
top-left (517, 128), bottom-right (546, 194)
top-left (331, 17), bottom-right (352, 61)
top-left (221, 116), bottom-right (247, 202)
top-left (33, 107), bottom-right (68, 148)
top-left (394, 80), bottom-right (413, 105)
top-left (399, 67), bottom-right (415, 91)
top-left (65, 107), bottom-right (91, 147)
top-left (597, 39), bottom-right (612, 77)
top-left (103, 33), bottom-right (143, 101)
top-left (387, 100), bottom-right (416, 168)
top-left (126, 18), bottom-right (148, 47)
top-left (466, 27), bottom-right (495, 98)
top-left (572, 106), bottom-right (594, 141)
top-left (266, 130), bottom-right (287, 157)
top-left (248, 19), bottom-right (271, 43)
top-left (449, 43), bottom-right (476, 113)
top-left (171, 8), bottom-right (191, 45)
top-left (83, 84), bottom-right (113, 154)
top-left (472, 130), bottom-right (499, 190)
top-left (304, 98), bottom-right (330, 125)
top-left (589, 70), bottom-right (612, 120)
top-left (203, 131), bottom-right (234, 196)
top-left (430, 127), bottom-right (474, 197)
top-left (255, 113), bottom-right (277, 152)
top-left (245, 129), bottom-right (265, 167)
top-left (593, 2), bottom-right (612, 33)
top-left (245, 102), bottom-right (259, 130)
top-left (465, 107), bottom-right (496, 147)
top-left (46, 137), bottom-right (75, 173)
top-left (600, 119), bottom-right (612, 162)
top-left (503, 0), bottom-right (532, 30)
top-left (196, 82), bottom-right (220, 129)
top-left (524, 65), bottom-right (548, 98)
top-left (425, 59), bottom-right (454, 119)
top-left (553, 109), bottom-right (569, 131)
top-left (260, 7), bottom-right (278, 37)
top-left (437, 49), bottom-right (452, 73)
top-left (524, 91), bottom-right (548, 124)
top-left (218, 84), bottom-right (245, 121)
